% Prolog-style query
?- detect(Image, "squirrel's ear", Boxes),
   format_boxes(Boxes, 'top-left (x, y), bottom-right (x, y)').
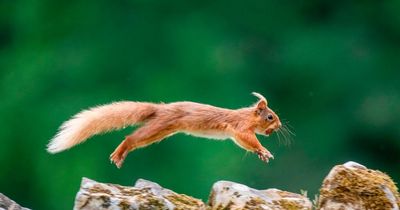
top-left (252, 92), bottom-right (268, 108)
top-left (257, 100), bottom-right (267, 110)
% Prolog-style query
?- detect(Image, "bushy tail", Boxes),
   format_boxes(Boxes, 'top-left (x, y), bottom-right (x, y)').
top-left (47, 102), bottom-right (157, 153)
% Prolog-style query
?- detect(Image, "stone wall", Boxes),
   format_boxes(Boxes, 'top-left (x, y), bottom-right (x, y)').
top-left (1, 161), bottom-right (399, 210)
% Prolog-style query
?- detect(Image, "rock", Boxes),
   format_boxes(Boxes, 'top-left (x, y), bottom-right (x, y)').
top-left (0, 193), bottom-right (30, 210)
top-left (133, 179), bottom-right (206, 210)
top-left (74, 177), bottom-right (206, 210)
top-left (208, 180), bottom-right (312, 210)
top-left (317, 161), bottom-right (400, 210)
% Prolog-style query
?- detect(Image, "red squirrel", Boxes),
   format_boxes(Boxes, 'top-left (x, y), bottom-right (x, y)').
top-left (47, 92), bottom-right (282, 168)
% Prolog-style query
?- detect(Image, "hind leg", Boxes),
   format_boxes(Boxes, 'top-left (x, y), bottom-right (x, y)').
top-left (110, 122), bottom-right (176, 168)
top-left (109, 142), bottom-right (130, 168)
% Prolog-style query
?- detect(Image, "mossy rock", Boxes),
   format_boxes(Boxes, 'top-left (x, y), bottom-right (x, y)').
top-left (208, 180), bottom-right (312, 210)
top-left (317, 161), bottom-right (400, 210)
top-left (74, 178), bottom-right (206, 210)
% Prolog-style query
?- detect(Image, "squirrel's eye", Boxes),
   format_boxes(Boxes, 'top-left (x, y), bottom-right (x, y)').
top-left (267, 114), bottom-right (274, 121)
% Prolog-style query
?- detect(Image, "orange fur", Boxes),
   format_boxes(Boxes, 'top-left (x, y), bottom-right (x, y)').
top-left (48, 92), bottom-right (282, 168)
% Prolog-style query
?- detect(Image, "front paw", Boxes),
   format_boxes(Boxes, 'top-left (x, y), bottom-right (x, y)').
top-left (256, 149), bottom-right (274, 163)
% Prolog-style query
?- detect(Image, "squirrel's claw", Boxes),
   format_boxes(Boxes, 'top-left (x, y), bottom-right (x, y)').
top-left (110, 151), bottom-right (126, 168)
top-left (110, 144), bottom-right (129, 168)
top-left (256, 149), bottom-right (273, 163)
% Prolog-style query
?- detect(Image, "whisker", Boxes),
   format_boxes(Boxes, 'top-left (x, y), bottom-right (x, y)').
top-left (284, 127), bottom-right (293, 146)
top-left (287, 127), bottom-right (295, 141)
top-left (286, 124), bottom-right (296, 145)
top-left (280, 124), bottom-right (294, 146)
top-left (284, 124), bottom-right (296, 136)
top-left (279, 126), bottom-right (290, 146)
top-left (280, 129), bottom-right (289, 146)
top-left (277, 128), bottom-right (284, 145)
top-left (285, 129), bottom-right (292, 146)
top-left (242, 151), bottom-right (250, 161)
top-left (276, 128), bottom-right (283, 146)
top-left (284, 121), bottom-right (295, 130)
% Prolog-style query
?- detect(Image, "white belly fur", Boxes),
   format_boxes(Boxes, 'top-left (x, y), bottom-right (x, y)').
top-left (183, 130), bottom-right (231, 140)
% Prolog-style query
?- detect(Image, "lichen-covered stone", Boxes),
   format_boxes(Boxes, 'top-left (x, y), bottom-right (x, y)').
top-left (0, 193), bottom-right (30, 210)
top-left (74, 178), bottom-right (206, 210)
top-left (317, 161), bottom-right (400, 210)
top-left (208, 180), bottom-right (312, 210)
top-left (133, 179), bottom-right (206, 210)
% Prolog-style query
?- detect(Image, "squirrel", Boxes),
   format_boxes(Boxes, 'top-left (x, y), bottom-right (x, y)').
top-left (47, 92), bottom-right (282, 168)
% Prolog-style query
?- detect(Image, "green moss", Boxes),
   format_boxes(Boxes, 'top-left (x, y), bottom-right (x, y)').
top-left (87, 184), bottom-right (111, 194)
top-left (118, 200), bottom-right (132, 210)
top-left (134, 190), bottom-right (167, 209)
top-left (165, 193), bottom-right (204, 209)
top-left (114, 184), bottom-right (149, 197)
top-left (212, 201), bottom-right (235, 210)
top-left (272, 190), bottom-right (311, 210)
top-left (144, 196), bottom-right (166, 208)
top-left (244, 197), bottom-right (267, 209)
top-left (273, 199), bottom-right (307, 210)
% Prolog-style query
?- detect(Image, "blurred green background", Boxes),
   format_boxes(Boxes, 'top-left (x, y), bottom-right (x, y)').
top-left (1, 0), bottom-right (400, 209)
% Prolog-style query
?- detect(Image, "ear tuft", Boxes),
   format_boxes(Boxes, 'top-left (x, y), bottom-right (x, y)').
top-left (252, 92), bottom-right (268, 106)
